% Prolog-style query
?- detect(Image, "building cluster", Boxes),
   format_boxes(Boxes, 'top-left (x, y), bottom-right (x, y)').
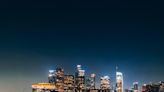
top-left (46, 65), bottom-right (114, 92)
top-left (31, 65), bottom-right (164, 92)
top-left (124, 82), bottom-right (139, 92)
top-left (141, 81), bottom-right (164, 92)
top-left (32, 65), bottom-right (123, 92)
top-left (124, 81), bottom-right (164, 92)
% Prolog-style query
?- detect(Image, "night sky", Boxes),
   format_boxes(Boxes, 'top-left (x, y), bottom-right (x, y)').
top-left (0, 0), bottom-right (164, 92)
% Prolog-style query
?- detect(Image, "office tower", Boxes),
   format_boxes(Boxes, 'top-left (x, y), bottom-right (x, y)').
top-left (133, 82), bottom-right (139, 90)
top-left (64, 74), bottom-right (74, 90)
top-left (86, 73), bottom-right (96, 90)
top-left (55, 67), bottom-right (64, 91)
top-left (116, 72), bottom-right (123, 92)
top-left (100, 76), bottom-right (110, 90)
top-left (48, 70), bottom-right (56, 84)
top-left (133, 82), bottom-right (139, 92)
top-left (75, 65), bottom-right (85, 90)
top-left (90, 73), bottom-right (96, 89)
top-left (86, 77), bottom-right (91, 89)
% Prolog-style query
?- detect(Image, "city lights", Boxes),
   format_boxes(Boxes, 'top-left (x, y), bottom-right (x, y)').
top-left (32, 65), bottom-right (164, 92)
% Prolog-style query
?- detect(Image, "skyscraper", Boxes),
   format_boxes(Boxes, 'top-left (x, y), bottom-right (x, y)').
top-left (116, 72), bottom-right (123, 92)
top-left (133, 82), bottom-right (139, 92)
top-left (100, 76), bottom-right (110, 90)
top-left (75, 65), bottom-right (85, 90)
top-left (90, 73), bottom-right (96, 89)
top-left (64, 74), bottom-right (74, 90)
top-left (48, 70), bottom-right (56, 84)
top-left (86, 78), bottom-right (91, 89)
top-left (55, 67), bottom-right (64, 91)
top-left (86, 73), bottom-right (96, 89)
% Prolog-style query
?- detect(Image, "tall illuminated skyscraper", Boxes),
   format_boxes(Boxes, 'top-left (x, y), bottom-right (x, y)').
top-left (48, 70), bottom-right (56, 84)
top-left (55, 67), bottom-right (64, 91)
top-left (75, 65), bottom-right (85, 90)
top-left (116, 68), bottom-right (123, 92)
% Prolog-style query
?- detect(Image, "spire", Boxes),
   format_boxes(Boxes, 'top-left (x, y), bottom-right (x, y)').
top-left (116, 66), bottom-right (118, 72)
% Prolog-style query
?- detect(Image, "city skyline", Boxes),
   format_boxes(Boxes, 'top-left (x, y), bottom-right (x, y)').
top-left (0, 0), bottom-right (164, 92)
top-left (32, 64), bottom-right (164, 92)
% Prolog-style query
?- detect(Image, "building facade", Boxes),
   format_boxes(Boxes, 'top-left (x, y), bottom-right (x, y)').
top-left (48, 70), bottom-right (56, 84)
top-left (133, 82), bottom-right (139, 92)
top-left (64, 74), bottom-right (74, 90)
top-left (75, 65), bottom-right (85, 91)
top-left (55, 67), bottom-right (65, 92)
top-left (100, 76), bottom-right (110, 90)
top-left (116, 72), bottom-right (123, 92)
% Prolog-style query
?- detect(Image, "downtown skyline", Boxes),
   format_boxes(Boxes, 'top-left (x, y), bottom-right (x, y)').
top-left (0, 0), bottom-right (164, 92)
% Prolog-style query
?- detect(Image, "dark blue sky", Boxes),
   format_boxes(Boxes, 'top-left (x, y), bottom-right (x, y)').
top-left (0, 0), bottom-right (164, 92)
